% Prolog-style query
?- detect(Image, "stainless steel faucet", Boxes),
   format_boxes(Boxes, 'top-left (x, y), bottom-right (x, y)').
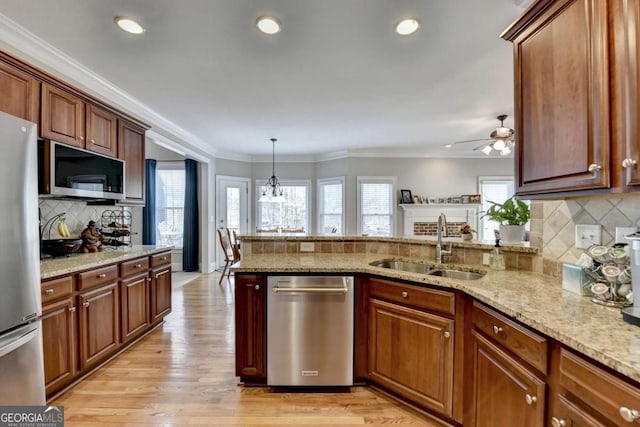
top-left (436, 213), bottom-right (452, 264)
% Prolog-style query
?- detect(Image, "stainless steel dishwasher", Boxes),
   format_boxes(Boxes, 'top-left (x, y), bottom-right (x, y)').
top-left (267, 275), bottom-right (354, 386)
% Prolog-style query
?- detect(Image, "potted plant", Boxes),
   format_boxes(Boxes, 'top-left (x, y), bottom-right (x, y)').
top-left (482, 197), bottom-right (530, 242)
top-left (457, 223), bottom-right (476, 241)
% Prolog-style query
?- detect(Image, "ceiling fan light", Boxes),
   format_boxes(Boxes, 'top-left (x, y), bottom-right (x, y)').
top-left (480, 145), bottom-right (493, 156)
top-left (492, 139), bottom-right (506, 151)
top-left (495, 126), bottom-right (512, 138)
top-left (444, 143), bottom-right (453, 148)
top-left (500, 146), bottom-right (512, 156)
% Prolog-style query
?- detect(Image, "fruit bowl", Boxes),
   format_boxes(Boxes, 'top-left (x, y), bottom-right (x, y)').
top-left (41, 238), bottom-right (82, 257)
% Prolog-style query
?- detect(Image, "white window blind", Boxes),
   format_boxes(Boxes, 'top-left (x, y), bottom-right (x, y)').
top-left (478, 176), bottom-right (517, 242)
top-left (156, 164), bottom-right (185, 248)
top-left (318, 177), bottom-right (344, 235)
top-left (256, 180), bottom-right (310, 232)
top-left (357, 177), bottom-right (395, 236)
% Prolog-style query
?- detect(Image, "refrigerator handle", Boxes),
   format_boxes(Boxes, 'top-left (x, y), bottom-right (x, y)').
top-left (0, 328), bottom-right (38, 359)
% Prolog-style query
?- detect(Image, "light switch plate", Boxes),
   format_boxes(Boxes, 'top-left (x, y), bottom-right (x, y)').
top-left (300, 242), bottom-right (315, 252)
top-left (616, 227), bottom-right (637, 244)
top-left (482, 253), bottom-right (491, 265)
top-left (575, 224), bottom-right (602, 249)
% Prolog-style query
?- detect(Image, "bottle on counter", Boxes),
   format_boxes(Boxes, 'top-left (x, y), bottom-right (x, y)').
top-left (490, 238), bottom-right (505, 271)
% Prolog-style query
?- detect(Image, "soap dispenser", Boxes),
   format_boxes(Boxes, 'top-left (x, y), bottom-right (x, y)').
top-left (490, 238), bottom-right (506, 271)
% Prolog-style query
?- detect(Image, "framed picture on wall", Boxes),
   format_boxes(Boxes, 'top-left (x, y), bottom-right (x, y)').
top-left (469, 194), bottom-right (481, 204)
top-left (400, 189), bottom-right (413, 204)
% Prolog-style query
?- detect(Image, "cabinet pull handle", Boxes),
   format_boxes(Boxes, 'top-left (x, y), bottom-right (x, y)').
top-left (83, 301), bottom-right (90, 308)
top-left (550, 417), bottom-right (566, 427)
top-left (622, 158), bottom-right (638, 169)
top-left (525, 394), bottom-right (537, 405)
top-left (588, 163), bottom-right (602, 177)
top-left (155, 270), bottom-right (170, 278)
top-left (134, 263), bottom-right (142, 268)
top-left (443, 331), bottom-right (450, 338)
top-left (619, 407), bottom-right (640, 422)
top-left (401, 291), bottom-right (408, 298)
top-left (97, 273), bottom-right (107, 279)
top-left (69, 307), bottom-right (76, 313)
top-left (44, 289), bottom-right (54, 295)
top-left (493, 325), bottom-right (503, 334)
top-left (254, 284), bottom-right (260, 290)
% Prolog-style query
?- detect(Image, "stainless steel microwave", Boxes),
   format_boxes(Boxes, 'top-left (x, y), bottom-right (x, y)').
top-left (39, 140), bottom-right (125, 200)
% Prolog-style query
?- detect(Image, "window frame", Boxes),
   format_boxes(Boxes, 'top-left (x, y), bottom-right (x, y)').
top-left (255, 179), bottom-right (312, 233)
top-left (477, 175), bottom-right (516, 242)
top-left (155, 161), bottom-right (186, 249)
top-left (316, 176), bottom-right (345, 235)
top-left (356, 176), bottom-right (397, 237)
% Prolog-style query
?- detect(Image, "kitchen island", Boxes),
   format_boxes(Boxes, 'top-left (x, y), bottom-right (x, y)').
top-left (233, 236), bottom-right (640, 426)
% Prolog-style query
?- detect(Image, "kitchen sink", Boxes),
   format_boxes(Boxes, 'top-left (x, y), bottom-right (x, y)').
top-left (369, 259), bottom-right (486, 280)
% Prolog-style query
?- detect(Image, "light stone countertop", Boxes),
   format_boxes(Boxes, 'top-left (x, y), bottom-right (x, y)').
top-left (40, 245), bottom-right (173, 280)
top-left (233, 253), bottom-right (640, 383)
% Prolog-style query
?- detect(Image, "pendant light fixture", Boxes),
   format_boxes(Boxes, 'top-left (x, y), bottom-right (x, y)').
top-left (259, 138), bottom-right (285, 202)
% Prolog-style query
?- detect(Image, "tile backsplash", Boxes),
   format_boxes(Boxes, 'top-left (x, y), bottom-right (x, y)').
top-left (535, 197), bottom-right (640, 276)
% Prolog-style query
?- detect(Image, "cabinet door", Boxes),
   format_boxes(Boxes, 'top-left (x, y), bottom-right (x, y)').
top-left (120, 272), bottom-right (150, 343)
top-left (86, 103), bottom-right (117, 157)
top-left (507, 0), bottom-right (610, 195)
top-left (150, 266), bottom-right (172, 323)
top-left (41, 83), bottom-right (85, 147)
top-left (368, 298), bottom-right (454, 417)
top-left (470, 330), bottom-right (545, 427)
top-left (234, 275), bottom-right (266, 381)
top-left (41, 297), bottom-right (76, 397)
top-left (550, 394), bottom-right (605, 427)
top-left (117, 119), bottom-right (145, 204)
top-left (78, 282), bottom-right (120, 370)
top-left (0, 60), bottom-right (39, 122)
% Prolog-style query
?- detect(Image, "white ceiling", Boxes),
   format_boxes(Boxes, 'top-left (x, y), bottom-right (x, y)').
top-left (0, 0), bottom-right (528, 158)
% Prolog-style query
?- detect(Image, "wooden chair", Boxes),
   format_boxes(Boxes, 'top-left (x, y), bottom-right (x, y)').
top-left (216, 228), bottom-right (234, 285)
top-left (227, 228), bottom-right (241, 263)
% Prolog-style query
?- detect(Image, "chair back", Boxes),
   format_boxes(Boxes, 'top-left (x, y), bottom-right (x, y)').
top-left (227, 228), bottom-right (241, 263)
top-left (217, 228), bottom-right (232, 262)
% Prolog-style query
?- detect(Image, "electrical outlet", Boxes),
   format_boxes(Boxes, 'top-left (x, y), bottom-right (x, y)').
top-left (575, 224), bottom-right (602, 249)
top-left (300, 242), bottom-right (315, 252)
top-left (482, 253), bottom-right (491, 265)
top-left (616, 227), bottom-right (637, 244)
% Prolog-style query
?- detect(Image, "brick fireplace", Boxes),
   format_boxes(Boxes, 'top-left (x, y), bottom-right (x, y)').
top-left (400, 204), bottom-right (480, 237)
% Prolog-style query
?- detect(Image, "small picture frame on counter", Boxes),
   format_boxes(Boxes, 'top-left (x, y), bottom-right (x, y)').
top-left (438, 197), bottom-right (446, 204)
top-left (413, 195), bottom-right (422, 204)
top-left (461, 195), bottom-right (470, 204)
top-left (469, 194), bottom-right (481, 204)
top-left (400, 189), bottom-right (413, 204)
top-left (452, 197), bottom-right (462, 204)
top-left (428, 198), bottom-right (436, 204)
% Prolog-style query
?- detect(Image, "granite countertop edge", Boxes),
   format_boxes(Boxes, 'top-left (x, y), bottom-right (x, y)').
top-left (233, 253), bottom-right (640, 383)
top-left (40, 245), bottom-right (173, 280)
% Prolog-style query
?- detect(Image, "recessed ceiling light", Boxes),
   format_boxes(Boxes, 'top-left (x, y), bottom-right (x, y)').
top-left (256, 16), bottom-right (281, 35)
top-left (395, 18), bottom-right (420, 35)
top-left (444, 144), bottom-right (453, 148)
top-left (115, 16), bottom-right (145, 34)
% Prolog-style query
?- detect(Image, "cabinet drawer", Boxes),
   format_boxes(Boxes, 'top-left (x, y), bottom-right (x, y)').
top-left (41, 275), bottom-right (73, 304)
top-left (150, 251), bottom-right (171, 268)
top-left (369, 278), bottom-right (455, 315)
top-left (472, 301), bottom-right (548, 374)
top-left (559, 347), bottom-right (640, 425)
top-left (120, 257), bottom-right (149, 278)
top-left (78, 265), bottom-right (118, 291)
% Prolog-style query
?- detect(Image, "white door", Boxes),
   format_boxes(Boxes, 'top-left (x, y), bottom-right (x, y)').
top-left (216, 176), bottom-right (250, 267)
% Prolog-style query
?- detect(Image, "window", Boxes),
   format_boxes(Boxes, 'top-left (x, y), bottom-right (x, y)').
top-left (256, 180), bottom-right (311, 232)
top-left (357, 176), bottom-right (396, 236)
top-left (478, 176), bottom-right (515, 241)
top-left (317, 177), bottom-right (345, 235)
top-left (156, 162), bottom-right (185, 248)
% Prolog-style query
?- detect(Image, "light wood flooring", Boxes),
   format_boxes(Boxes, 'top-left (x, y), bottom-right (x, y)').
top-left (53, 273), bottom-right (442, 426)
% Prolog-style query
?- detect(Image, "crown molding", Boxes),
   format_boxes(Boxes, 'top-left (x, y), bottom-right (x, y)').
top-left (0, 13), bottom-right (216, 158)
top-left (147, 130), bottom-right (212, 164)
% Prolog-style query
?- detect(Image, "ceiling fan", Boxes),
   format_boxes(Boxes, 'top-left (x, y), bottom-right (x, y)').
top-left (446, 114), bottom-right (515, 156)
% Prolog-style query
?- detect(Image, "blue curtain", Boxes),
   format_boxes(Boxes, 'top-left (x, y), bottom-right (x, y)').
top-left (142, 159), bottom-right (156, 245)
top-left (183, 159), bottom-right (199, 271)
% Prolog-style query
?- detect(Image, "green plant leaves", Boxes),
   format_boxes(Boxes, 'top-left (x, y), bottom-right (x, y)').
top-left (480, 197), bottom-right (530, 225)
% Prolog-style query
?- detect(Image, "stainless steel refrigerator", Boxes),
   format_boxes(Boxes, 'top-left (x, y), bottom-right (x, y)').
top-left (0, 111), bottom-right (45, 404)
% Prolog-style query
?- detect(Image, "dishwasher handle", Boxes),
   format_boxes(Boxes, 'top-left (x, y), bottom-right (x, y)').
top-left (272, 280), bottom-right (348, 293)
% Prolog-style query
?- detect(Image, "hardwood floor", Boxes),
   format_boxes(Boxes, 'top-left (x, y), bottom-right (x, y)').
top-left (53, 273), bottom-right (442, 426)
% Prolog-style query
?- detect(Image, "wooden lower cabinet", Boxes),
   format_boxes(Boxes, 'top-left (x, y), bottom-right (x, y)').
top-left (41, 297), bottom-right (76, 396)
top-left (120, 272), bottom-right (150, 342)
top-left (368, 297), bottom-right (454, 417)
top-left (78, 282), bottom-right (120, 370)
top-left (234, 274), bottom-right (266, 382)
top-left (469, 330), bottom-right (545, 427)
top-left (150, 266), bottom-right (172, 323)
top-left (551, 394), bottom-right (605, 427)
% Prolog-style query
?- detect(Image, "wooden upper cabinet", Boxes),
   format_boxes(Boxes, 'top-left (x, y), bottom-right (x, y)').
top-left (502, 0), bottom-right (611, 196)
top-left (86, 103), bottom-right (117, 157)
top-left (41, 82), bottom-right (85, 147)
top-left (0, 60), bottom-right (39, 122)
top-left (118, 119), bottom-right (146, 203)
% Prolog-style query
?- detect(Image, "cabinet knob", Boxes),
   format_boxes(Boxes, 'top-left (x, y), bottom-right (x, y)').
top-left (619, 407), bottom-right (640, 422)
top-left (98, 273), bottom-right (107, 279)
top-left (83, 301), bottom-right (90, 308)
top-left (493, 325), bottom-right (503, 334)
top-left (588, 163), bottom-right (602, 177)
top-left (79, 136), bottom-right (84, 141)
top-left (134, 263), bottom-right (142, 268)
top-left (44, 289), bottom-right (54, 295)
top-left (622, 158), bottom-right (638, 168)
top-left (401, 291), bottom-right (408, 298)
top-left (90, 139), bottom-right (95, 144)
top-left (254, 284), bottom-right (260, 290)
top-left (550, 417), bottom-right (566, 427)
top-left (443, 331), bottom-right (450, 338)
top-left (525, 394), bottom-right (537, 405)
top-left (69, 306), bottom-right (76, 313)
top-left (160, 256), bottom-right (167, 261)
